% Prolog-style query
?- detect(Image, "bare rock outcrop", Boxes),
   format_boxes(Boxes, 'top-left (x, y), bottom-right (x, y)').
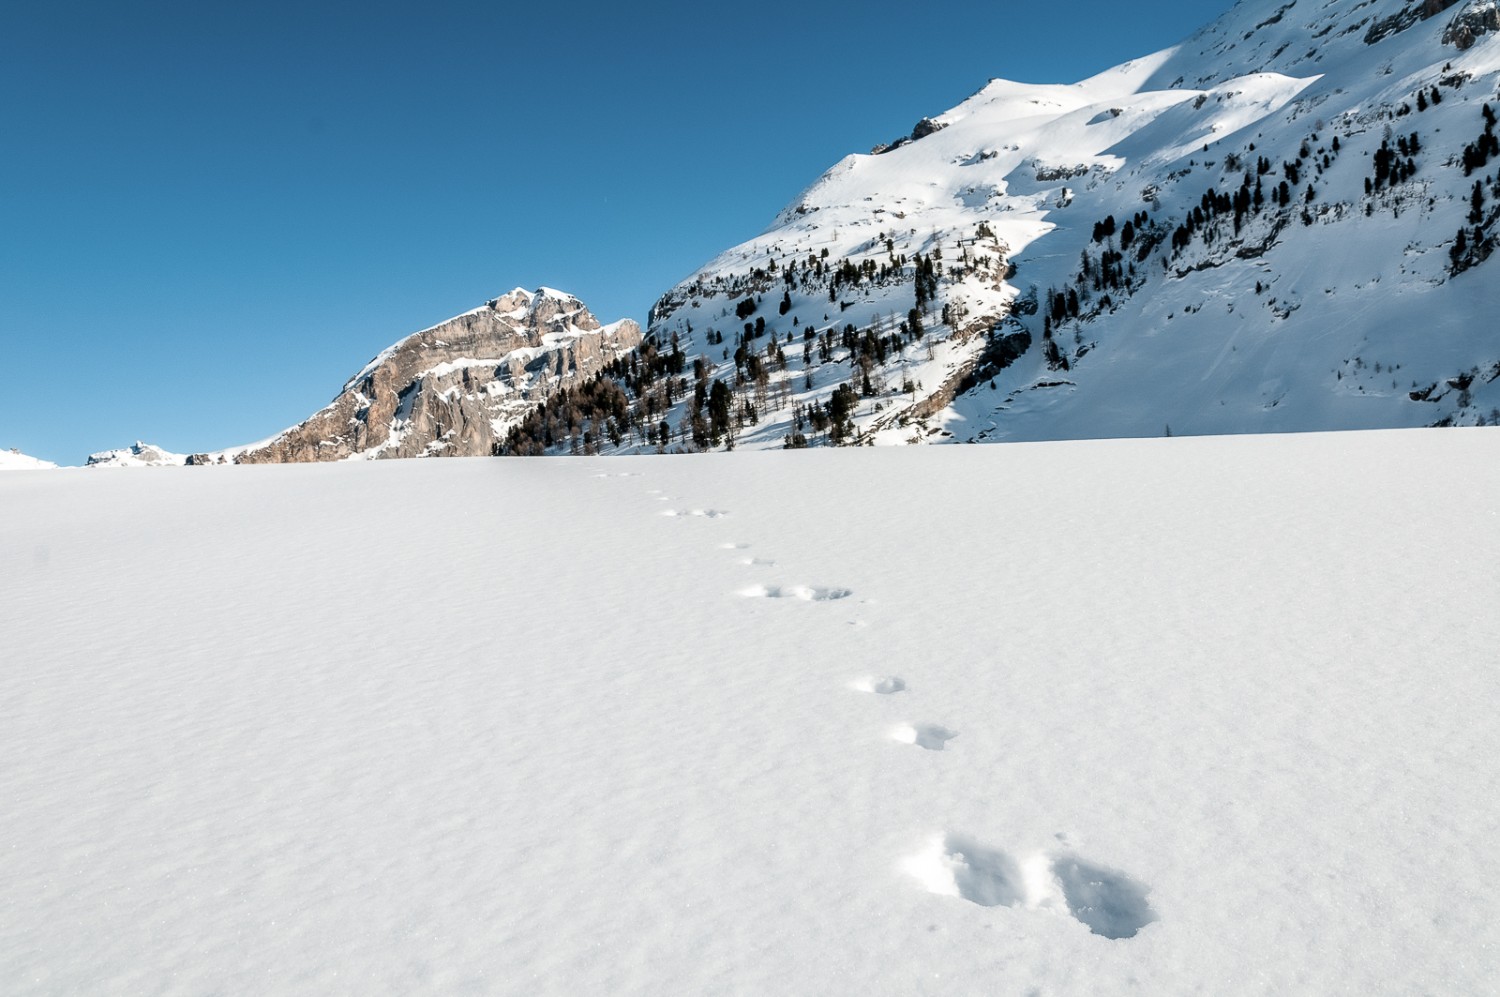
top-left (1366, 0), bottom-right (1462, 44)
top-left (236, 288), bottom-right (641, 463)
top-left (1444, 0), bottom-right (1500, 47)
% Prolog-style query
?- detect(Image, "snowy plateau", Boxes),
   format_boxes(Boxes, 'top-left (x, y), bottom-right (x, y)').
top-left (6, 0), bottom-right (1500, 994)
top-left (3, 432), bottom-right (1499, 994)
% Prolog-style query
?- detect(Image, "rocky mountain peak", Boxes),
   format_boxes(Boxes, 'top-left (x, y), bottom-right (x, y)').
top-left (232, 288), bottom-right (640, 464)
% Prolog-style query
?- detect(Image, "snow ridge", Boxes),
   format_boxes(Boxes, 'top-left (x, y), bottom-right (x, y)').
top-left (0, 448), bottom-right (58, 471)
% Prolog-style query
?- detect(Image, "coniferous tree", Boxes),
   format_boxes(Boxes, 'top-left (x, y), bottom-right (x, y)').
top-left (1451, 227), bottom-right (1469, 268)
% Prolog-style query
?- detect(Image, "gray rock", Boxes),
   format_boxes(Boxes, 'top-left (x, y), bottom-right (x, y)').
top-left (1443, 0), bottom-right (1500, 47)
top-left (910, 117), bottom-right (947, 141)
top-left (236, 289), bottom-right (641, 464)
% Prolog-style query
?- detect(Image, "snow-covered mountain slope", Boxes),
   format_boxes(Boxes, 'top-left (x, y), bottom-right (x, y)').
top-left (518, 0), bottom-right (1500, 453)
top-left (233, 287), bottom-right (640, 463)
top-left (4, 430), bottom-right (1499, 993)
top-left (0, 448), bottom-right (57, 471)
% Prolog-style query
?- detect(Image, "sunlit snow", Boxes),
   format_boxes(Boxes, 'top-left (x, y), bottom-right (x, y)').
top-left (3, 430), bottom-right (1498, 994)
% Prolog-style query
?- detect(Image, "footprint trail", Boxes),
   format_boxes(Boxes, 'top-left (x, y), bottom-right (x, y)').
top-left (904, 834), bottom-right (1157, 939)
top-left (852, 676), bottom-right (906, 695)
top-left (738, 584), bottom-right (852, 602)
top-left (891, 724), bottom-right (958, 751)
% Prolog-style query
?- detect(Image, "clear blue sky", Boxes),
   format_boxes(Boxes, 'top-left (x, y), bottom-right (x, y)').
top-left (2, 0), bottom-right (1232, 464)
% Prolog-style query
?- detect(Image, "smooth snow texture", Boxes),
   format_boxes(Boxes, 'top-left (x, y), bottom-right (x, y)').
top-left (0, 450), bottom-right (56, 471)
top-left (3, 431), bottom-right (1500, 994)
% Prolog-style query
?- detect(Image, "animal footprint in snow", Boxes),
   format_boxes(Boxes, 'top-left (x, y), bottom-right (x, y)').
top-left (891, 724), bottom-right (957, 750)
top-left (1049, 856), bottom-right (1158, 940)
top-left (719, 542), bottom-right (750, 550)
top-left (852, 676), bottom-right (906, 695)
top-left (904, 835), bottom-right (1025, 908)
top-left (660, 509), bottom-right (729, 519)
top-left (904, 834), bottom-right (1157, 940)
top-left (738, 584), bottom-right (852, 602)
top-left (740, 557), bottom-right (776, 567)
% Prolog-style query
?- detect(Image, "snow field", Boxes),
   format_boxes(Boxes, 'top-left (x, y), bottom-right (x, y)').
top-left (3, 430), bottom-right (1499, 993)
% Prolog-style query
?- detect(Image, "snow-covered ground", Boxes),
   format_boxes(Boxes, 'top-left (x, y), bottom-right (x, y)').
top-left (0, 450), bottom-right (56, 471)
top-left (3, 431), bottom-right (1498, 994)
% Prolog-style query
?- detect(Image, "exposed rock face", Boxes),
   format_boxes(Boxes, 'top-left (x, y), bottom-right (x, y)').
top-left (1443, 0), bottom-right (1500, 47)
top-left (237, 289), bottom-right (641, 463)
top-left (872, 116), bottom-right (950, 155)
top-left (1365, 0), bottom-right (1462, 44)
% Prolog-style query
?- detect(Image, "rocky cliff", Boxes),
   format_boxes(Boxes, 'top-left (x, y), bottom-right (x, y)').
top-left (236, 288), bottom-right (641, 463)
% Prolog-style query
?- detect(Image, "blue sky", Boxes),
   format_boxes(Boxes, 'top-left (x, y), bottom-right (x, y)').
top-left (2, 0), bottom-right (1232, 464)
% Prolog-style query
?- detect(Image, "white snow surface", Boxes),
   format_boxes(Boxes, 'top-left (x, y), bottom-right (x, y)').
top-left (3, 430), bottom-right (1499, 994)
top-left (0, 449), bottom-right (56, 471)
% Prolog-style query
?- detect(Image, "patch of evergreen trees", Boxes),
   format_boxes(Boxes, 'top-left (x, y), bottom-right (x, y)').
top-left (1461, 104), bottom-right (1499, 176)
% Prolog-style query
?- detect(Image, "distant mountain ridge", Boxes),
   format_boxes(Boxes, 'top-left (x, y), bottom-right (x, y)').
top-left (82, 0), bottom-right (1500, 465)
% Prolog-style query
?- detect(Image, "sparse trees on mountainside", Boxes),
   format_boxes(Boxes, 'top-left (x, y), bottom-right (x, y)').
top-left (827, 384), bottom-right (858, 444)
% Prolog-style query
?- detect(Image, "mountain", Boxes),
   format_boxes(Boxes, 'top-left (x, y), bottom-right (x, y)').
top-left (233, 287), bottom-right (641, 463)
top-left (508, 0), bottom-right (1500, 453)
top-left (75, 1), bottom-right (1500, 462)
top-left (0, 448), bottom-right (57, 471)
top-left (86, 288), bottom-right (641, 466)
